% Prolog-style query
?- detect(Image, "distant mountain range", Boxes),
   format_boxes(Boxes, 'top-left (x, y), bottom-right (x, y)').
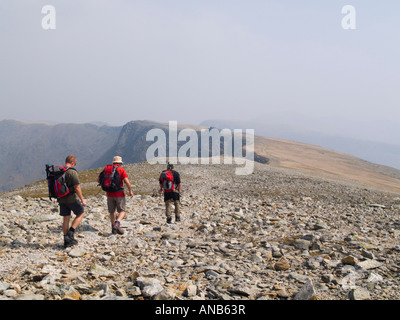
top-left (0, 120), bottom-right (119, 192)
top-left (1, 119), bottom-right (400, 194)
top-left (200, 119), bottom-right (400, 171)
top-left (0, 119), bottom-right (262, 192)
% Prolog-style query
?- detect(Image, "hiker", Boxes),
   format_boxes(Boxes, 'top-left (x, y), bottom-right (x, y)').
top-left (99, 156), bottom-right (133, 235)
top-left (159, 162), bottom-right (181, 224)
top-left (58, 154), bottom-right (87, 248)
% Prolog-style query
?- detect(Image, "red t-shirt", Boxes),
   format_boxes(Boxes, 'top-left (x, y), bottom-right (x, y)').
top-left (106, 165), bottom-right (128, 198)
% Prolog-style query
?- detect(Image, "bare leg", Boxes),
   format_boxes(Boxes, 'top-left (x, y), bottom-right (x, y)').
top-left (63, 216), bottom-right (71, 235)
top-left (110, 211), bottom-right (125, 234)
top-left (110, 211), bottom-right (117, 225)
top-left (71, 213), bottom-right (84, 230)
top-left (117, 211), bottom-right (126, 222)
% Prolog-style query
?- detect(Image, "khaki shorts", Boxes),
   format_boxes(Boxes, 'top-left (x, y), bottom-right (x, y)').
top-left (107, 197), bottom-right (126, 214)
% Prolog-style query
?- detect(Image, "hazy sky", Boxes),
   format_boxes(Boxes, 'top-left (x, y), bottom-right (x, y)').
top-left (1, 1), bottom-right (399, 144)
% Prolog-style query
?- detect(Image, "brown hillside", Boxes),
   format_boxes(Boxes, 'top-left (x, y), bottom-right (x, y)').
top-left (254, 136), bottom-right (400, 195)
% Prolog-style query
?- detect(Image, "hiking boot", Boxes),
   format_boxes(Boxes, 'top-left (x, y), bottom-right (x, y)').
top-left (64, 233), bottom-right (77, 248)
top-left (112, 221), bottom-right (124, 235)
top-left (64, 240), bottom-right (73, 248)
top-left (166, 217), bottom-right (172, 224)
top-left (175, 216), bottom-right (181, 222)
top-left (67, 230), bottom-right (78, 243)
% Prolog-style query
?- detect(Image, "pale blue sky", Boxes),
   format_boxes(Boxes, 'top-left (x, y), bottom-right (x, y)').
top-left (0, 1), bottom-right (399, 144)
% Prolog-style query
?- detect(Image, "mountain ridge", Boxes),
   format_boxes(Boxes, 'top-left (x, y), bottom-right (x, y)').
top-left (201, 119), bottom-right (400, 171)
top-left (0, 120), bottom-right (121, 192)
top-left (1, 119), bottom-right (400, 195)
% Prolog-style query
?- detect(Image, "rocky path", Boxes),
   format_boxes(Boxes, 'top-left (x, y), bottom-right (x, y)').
top-left (0, 163), bottom-right (399, 300)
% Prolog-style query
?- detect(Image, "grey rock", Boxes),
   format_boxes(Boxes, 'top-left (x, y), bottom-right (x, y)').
top-left (205, 270), bottom-right (220, 279)
top-left (361, 249), bottom-right (375, 260)
top-left (161, 232), bottom-right (179, 240)
top-left (0, 282), bottom-right (10, 292)
top-left (290, 272), bottom-right (311, 284)
top-left (14, 294), bottom-right (45, 300)
top-left (77, 224), bottom-right (99, 232)
top-left (68, 248), bottom-right (86, 258)
top-left (88, 264), bottom-right (115, 277)
top-left (154, 288), bottom-right (176, 300)
top-left (142, 283), bottom-right (164, 298)
top-left (126, 286), bottom-right (142, 297)
top-left (136, 277), bottom-right (162, 290)
top-left (357, 259), bottom-right (382, 270)
top-left (293, 279), bottom-right (317, 300)
top-left (292, 239), bottom-right (311, 250)
top-left (184, 285), bottom-right (197, 297)
top-left (349, 287), bottom-right (371, 300)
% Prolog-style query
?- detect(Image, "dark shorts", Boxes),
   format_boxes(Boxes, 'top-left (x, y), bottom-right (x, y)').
top-left (59, 201), bottom-right (84, 217)
top-left (164, 191), bottom-right (180, 202)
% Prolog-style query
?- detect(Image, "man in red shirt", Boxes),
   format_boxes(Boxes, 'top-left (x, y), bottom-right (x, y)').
top-left (105, 156), bottom-right (134, 235)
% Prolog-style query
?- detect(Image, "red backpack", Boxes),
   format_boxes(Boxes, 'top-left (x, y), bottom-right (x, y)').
top-left (160, 170), bottom-right (175, 192)
top-left (98, 165), bottom-right (124, 193)
top-left (45, 165), bottom-right (75, 199)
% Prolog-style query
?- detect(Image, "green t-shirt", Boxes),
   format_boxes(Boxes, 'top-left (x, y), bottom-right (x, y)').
top-left (58, 168), bottom-right (80, 204)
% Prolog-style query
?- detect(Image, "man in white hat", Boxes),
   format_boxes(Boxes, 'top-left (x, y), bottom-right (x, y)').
top-left (104, 156), bottom-right (133, 234)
